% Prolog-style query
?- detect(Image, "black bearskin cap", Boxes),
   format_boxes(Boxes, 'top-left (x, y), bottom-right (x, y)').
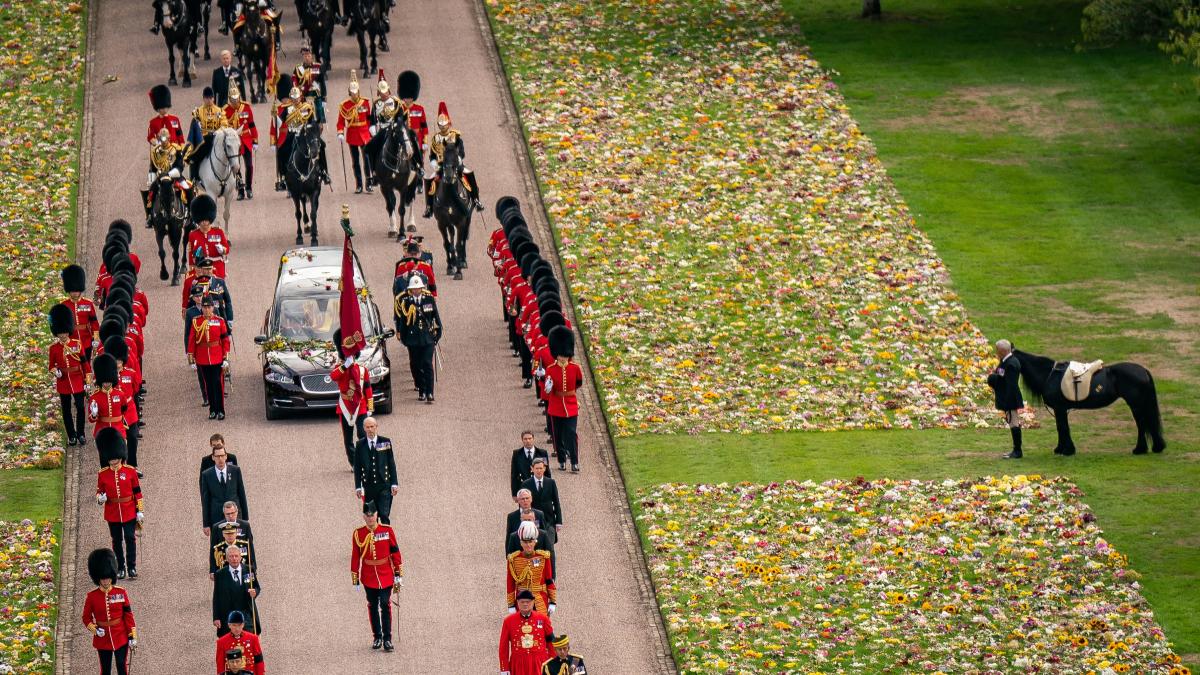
top-left (332, 328), bottom-right (345, 359)
top-left (61, 264), bottom-right (87, 293)
top-left (102, 335), bottom-right (128, 364)
top-left (276, 74), bottom-right (293, 99)
top-left (548, 325), bottom-right (575, 359)
top-left (191, 193), bottom-right (217, 224)
top-left (49, 303), bottom-right (76, 336)
top-left (96, 426), bottom-right (127, 464)
top-left (534, 276), bottom-right (560, 297)
top-left (397, 70), bottom-right (420, 99)
top-left (539, 309), bottom-right (565, 336)
top-left (108, 219), bottom-right (133, 242)
top-left (519, 251), bottom-right (543, 279)
top-left (149, 84), bottom-right (172, 110)
top-left (99, 318), bottom-right (126, 343)
top-left (87, 548), bottom-right (118, 585)
top-left (538, 297), bottom-right (562, 319)
top-left (93, 353), bottom-right (120, 386)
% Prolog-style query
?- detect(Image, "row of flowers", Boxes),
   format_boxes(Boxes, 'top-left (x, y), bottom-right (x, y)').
top-left (637, 477), bottom-right (1187, 674)
top-left (486, 0), bottom-right (997, 434)
top-left (0, 520), bottom-right (57, 673)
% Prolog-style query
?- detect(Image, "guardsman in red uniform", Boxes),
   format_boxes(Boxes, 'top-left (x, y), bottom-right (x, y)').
top-left (499, 590), bottom-right (554, 675)
top-left (506, 522), bottom-right (556, 615)
top-left (393, 239), bottom-right (438, 297)
top-left (350, 502), bottom-right (403, 652)
top-left (82, 548), bottom-right (137, 675)
top-left (544, 327), bottom-right (583, 473)
top-left (215, 611), bottom-right (265, 674)
top-left (331, 328), bottom-right (374, 466)
top-left (147, 84), bottom-right (185, 145)
top-left (186, 195), bottom-right (231, 278)
top-left (103, 337), bottom-right (142, 475)
top-left (62, 264), bottom-right (101, 359)
top-left (337, 70), bottom-right (374, 193)
top-left (49, 303), bottom-right (91, 447)
top-left (397, 70), bottom-right (428, 156)
top-left (188, 297), bottom-right (232, 420)
top-left (224, 84), bottom-right (259, 200)
top-left (269, 74), bottom-right (294, 192)
top-left (95, 428), bottom-right (144, 579)
top-left (88, 354), bottom-right (128, 447)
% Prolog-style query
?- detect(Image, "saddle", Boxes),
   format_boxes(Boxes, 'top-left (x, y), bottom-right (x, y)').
top-left (1059, 360), bottom-right (1104, 402)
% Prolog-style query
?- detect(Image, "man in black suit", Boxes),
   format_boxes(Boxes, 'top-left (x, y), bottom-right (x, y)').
top-left (509, 430), bottom-right (551, 501)
top-left (986, 339), bottom-right (1025, 459)
top-left (211, 50), bottom-right (245, 107)
top-left (213, 546), bottom-right (261, 636)
top-left (505, 509), bottom-right (556, 577)
top-left (504, 489), bottom-right (547, 547)
top-left (353, 417), bottom-right (399, 524)
top-left (201, 448), bottom-right (249, 535)
top-left (200, 433), bottom-right (239, 475)
top-left (520, 458), bottom-right (562, 541)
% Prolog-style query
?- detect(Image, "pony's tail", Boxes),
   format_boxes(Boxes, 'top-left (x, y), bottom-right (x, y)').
top-left (1143, 372), bottom-right (1164, 440)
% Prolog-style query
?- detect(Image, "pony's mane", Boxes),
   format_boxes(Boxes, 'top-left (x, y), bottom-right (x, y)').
top-left (1013, 348), bottom-right (1054, 405)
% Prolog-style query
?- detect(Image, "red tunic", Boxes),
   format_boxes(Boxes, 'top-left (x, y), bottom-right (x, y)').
top-left (404, 102), bottom-right (429, 149)
top-left (498, 611), bottom-right (553, 675)
top-left (148, 113), bottom-right (185, 144)
top-left (64, 297), bottom-right (100, 347)
top-left (188, 316), bottom-right (231, 365)
top-left (330, 362), bottom-right (373, 421)
top-left (97, 464), bottom-right (142, 524)
top-left (336, 97), bottom-right (372, 146)
top-left (82, 586), bottom-right (136, 651)
top-left (187, 227), bottom-right (231, 278)
top-left (394, 258), bottom-right (438, 297)
top-left (88, 388), bottom-right (128, 438)
top-left (215, 631), bottom-right (265, 674)
top-left (48, 339), bottom-right (89, 395)
top-left (118, 367), bottom-right (140, 426)
top-left (270, 102), bottom-right (290, 146)
top-left (545, 362), bottom-right (582, 418)
top-left (350, 524), bottom-right (403, 589)
top-left (224, 102), bottom-right (259, 152)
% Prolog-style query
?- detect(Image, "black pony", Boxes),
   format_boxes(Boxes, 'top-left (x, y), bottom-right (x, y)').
top-left (234, 4), bottom-right (272, 103)
top-left (1014, 349), bottom-right (1166, 455)
top-left (346, 0), bottom-right (389, 75)
top-left (284, 122), bottom-right (324, 246)
top-left (158, 0), bottom-right (194, 87)
top-left (299, 0), bottom-right (337, 69)
top-left (369, 119), bottom-right (421, 237)
top-left (148, 174), bottom-right (188, 285)
top-left (432, 142), bottom-right (472, 280)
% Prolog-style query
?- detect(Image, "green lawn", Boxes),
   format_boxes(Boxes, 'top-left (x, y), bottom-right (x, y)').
top-left (0, 469), bottom-right (63, 523)
top-left (617, 0), bottom-right (1200, 663)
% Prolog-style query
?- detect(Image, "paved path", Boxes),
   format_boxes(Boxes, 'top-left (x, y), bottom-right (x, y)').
top-left (62, 1), bottom-right (673, 672)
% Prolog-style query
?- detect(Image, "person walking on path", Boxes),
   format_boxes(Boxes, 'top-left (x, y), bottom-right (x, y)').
top-left (506, 522), bottom-right (556, 616)
top-left (505, 509), bottom-right (556, 580)
top-left (350, 502), bottom-right (403, 652)
top-left (541, 634), bottom-right (586, 675)
top-left (987, 338), bottom-right (1025, 459)
top-left (510, 431), bottom-right (551, 501)
top-left (543, 326), bottom-right (582, 472)
top-left (82, 548), bottom-right (137, 675)
top-left (188, 297), bottom-right (232, 420)
top-left (337, 70), bottom-right (374, 193)
top-left (520, 458), bottom-right (561, 542)
top-left (498, 590), bottom-right (553, 675)
top-left (332, 328), bottom-right (374, 466)
top-left (215, 611), bottom-right (265, 674)
top-left (394, 275), bottom-right (442, 403)
top-left (201, 448), bottom-right (250, 532)
top-left (354, 416), bottom-right (398, 524)
top-left (96, 429), bottom-right (144, 579)
top-left (211, 521), bottom-right (257, 580)
top-left (48, 303), bottom-right (91, 447)
top-left (213, 546), bottom-right (261, 637)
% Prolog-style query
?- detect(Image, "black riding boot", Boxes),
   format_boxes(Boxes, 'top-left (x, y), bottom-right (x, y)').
top-left (422, 178), bottom-right (434, 217)
top-left (151, 1), bottom-right (162, 33)
top-left (465, 171), bottom-right (484, 211)
top-left (1003, 427), bottom-right (1022, 459)
top-left (320, 142), bottom-right (332, 186)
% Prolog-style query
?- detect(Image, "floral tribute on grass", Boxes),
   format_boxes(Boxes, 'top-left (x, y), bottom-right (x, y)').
top-left (637, 477), bottom-right (1187, 674)
top-left (486, 0), bottom-right (996, 434)
top-left (0, 520), bottom-right (57, 672)
top-left (0, 1), bottom-right (86, 467)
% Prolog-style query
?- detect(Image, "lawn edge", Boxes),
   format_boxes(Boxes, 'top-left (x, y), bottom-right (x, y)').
top-left (472, 1), bottom-right (679, 671)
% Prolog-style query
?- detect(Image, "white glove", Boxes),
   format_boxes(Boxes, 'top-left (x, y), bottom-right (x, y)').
top-left (168, 168), bottom-right (181, 179)
top-left (92, 338), bottom-right (100, 350)
top-left (395, 575), bottom-right (404, 587)
top-left (90, 401), bottom-right (99, 416)
top-left (136, 512), bottom-right (144, 523)
top-left (95, 627), bottom-right (106, 638)
top-left (501, 672), bottom-right (510, 675)
top-left (355, 487), bottom-right (364, 497)
top-left (129, 638), bottom-right (137, 648)
top-left (338, 134), bottom-right (345, 143)
top-left (343, 356), bottom-right (354, 368)
top-left (507, 607), bottom-right (516, 615)
top-left (97, 493), bottom-right (108, 505)
top-left (543, 377), bottom-right (553, 394)
top-left (429, 160), bottom-right (439, 172)
top-left (369, 125), bottom-right (377, 135)
top-left (534, 366), bottom-right (545, 378)
top-left (190, 363), bottom-right (197, 371)
top-left (216, 244), bottom-right (227, 255)
top-left (54, 368), bottom-right (63, 378)
top-left (548, 603), bottom-right (556, 615)
top-left (221, 360), bottom-right (229, 369)
top-left (252, 143), bottom-right (259, 151)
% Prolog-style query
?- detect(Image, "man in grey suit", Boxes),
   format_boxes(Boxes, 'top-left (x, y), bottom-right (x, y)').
top-left (210, 50), bottom-right (245, 107)
top-left (201, 448), bottom-right (249, 535)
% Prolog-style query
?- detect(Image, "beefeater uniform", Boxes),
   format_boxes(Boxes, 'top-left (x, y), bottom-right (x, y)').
top-left (215, 631), bottom-right (265, 675)
top-left (506, 549), bottom-right (556, 614)
top-left (188, 312), bottom-right (232, 417)
top-left (224, 86), bottom-right (259, 197)
top-left (338, 83), bottom-right (374, 192)
top-left (82, 576), bottom-right (137, 675)
top-left (351, 522), bottom-right (403, 643)
top-left (331, 358), bottom-right (373, 465)
top-left (498, 609), bottom-right (554, 675)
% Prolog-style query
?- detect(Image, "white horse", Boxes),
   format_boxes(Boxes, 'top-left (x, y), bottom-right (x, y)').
top-left (196, 127), bottom-right (243, 231)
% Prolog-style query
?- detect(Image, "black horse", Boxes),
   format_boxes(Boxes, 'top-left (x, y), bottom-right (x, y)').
top-left (284, 123), bottom-right (324, 246)
top-left (187, 0), bottom-right (212, 62)
top-left (148, 174), bottom-right (188, 285)
top-left (369, 121), bottom-right (421, 237)
top-left (299, 0), bottom-right (337, 69)
top-left (1014, 349), bottom-right (1166, 455)
top-left (233, 5), bottom-right (272, 103)
top-left (158, 0), bottom-right (194, 87)
top-left (432, 143), bottom-right (472, 280)
top-left (346, 0), bottom-right (388, 75)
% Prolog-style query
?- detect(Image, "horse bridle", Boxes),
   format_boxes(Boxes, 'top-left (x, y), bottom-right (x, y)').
top-left (288, 126), bottom-right (320, 183)
top-left (378, 126), bottom-right (414, 177)
top-left (205, 132), bottom-right (242, 197)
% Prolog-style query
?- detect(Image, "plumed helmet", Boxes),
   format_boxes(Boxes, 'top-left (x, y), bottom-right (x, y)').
top-left (108, 218), bottom-right (133, 242)
top-left (92, 353), bottom-right (120, 386)
top-left (203, 85), bottom-right (215, 99)
top-left (99, 317), bottom-right (126, 343)
top-left (397, 70), bottom-right (420, 100)
top-left (436, 101), bottom-right (450, 128)
top-left (61, 264), bottom-right (87, 293)
top-left (548, 325), bottom-right (575, 359)
top-left (276, 74), bottom-right (293, 100)
top-left (102, 335), bottom-right (128, 364)
top-left (539, 309), bottom-right (565, 336)
top-left (87, 548), bottom-right (119, 585)
top-left (377, 68), bottom-right (389, 95)
top-left (96, 426), bottom-right (127, 464)
top-left (348, 69), bottom-right (360, 96)
top-left (332, 328), bottom-right (345, 359)
top-left (228, 84), bottom-right (241, 102)
top-left (191, 193), bottom-right (218, 224)
top-left (49, 303), bottom-right (76, 336)
top-left (150, 84), bottom-right (172, 110)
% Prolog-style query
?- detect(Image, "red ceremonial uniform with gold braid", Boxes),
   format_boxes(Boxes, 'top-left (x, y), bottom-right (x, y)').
top-left (270, 101), bottom-right (290, 146)
top-left (350, 523), bottom-right (403, 589)
top-left (403, 101), bottom-right (429, 149)
top-left (224, 101), bottom-right (259, 152)
top-left (118, 367), bottom-right (140, 427)
top-left (147, 113), bottom-right (185, 145)
top-left (63, 297), bottom-right (100, 348)
top-left (49, 339), bottom-right (90, 395)
top-left (506, 549), bottom-right (556, 612)
top-left (545, 361), bottom-right (582, 418)
top-left (330, 362), bottom-right (373, 418)
top-left (336, 96), bottom-right (372, 146)
top-left (215, 631), bottom-right (265, 675)
top-left (498, 610), bottom-right (554, 675)
top-left (82, 585), bottom-right (136, 651)
top-left (88, 387), bottom-right (128, 438)
top-left (188, 315), bottom-right (231, 365)
top-left (97, 464), bottom-right (143, 524)
top-left (187, 226), bottom-right (231, 279)
top-left (394, 258), bottom-right (438, 297)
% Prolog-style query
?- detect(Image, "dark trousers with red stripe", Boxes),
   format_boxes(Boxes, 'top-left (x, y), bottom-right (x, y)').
top-left (199, 364), bottom-right (225, 415)
top-left (364, 585), bottom-right (393, 640)
top-left (340, 414), bottom-right (366, 466)
top-left (549, 414), bottom-right (578, 466)
top-left (108, 520), bottom-right (137, 571)
top-left (59, 392), bottom-right (85, 441)
top-left (241, 146), bottom-right (254, 188)
top-left (98, 644), bottom-right (129, 675)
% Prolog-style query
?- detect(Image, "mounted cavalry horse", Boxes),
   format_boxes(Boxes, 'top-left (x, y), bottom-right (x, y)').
top-left (1014, 349), bottom-right (1166, 455)
top-left (345, 0), bottom-right (389, 76)
top-left (145, 154), bottom-right (190, 285)
top-left (195, 127), bottom-right (243, 231)
top-left (157, 0), bottom-right (195, 87)
top-left (368, 100), bottom-right (421, 237)
top-left (186, 0), bottom-right (213, 62)
top-left (297, 0), bottom-right (337, 69)
top-left (431, 138), bottom-right (472, 280)
top-left (283, 118), bottom-right (325, 246)
top-left (233, 3), bottom-right (273, 103)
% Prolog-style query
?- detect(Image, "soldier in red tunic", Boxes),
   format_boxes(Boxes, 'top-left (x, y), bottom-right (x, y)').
top-left (88, 354), bottom-right (129, 459)
top-left (544, 327), bottom-right (583, 472)
top-left (397, 70), bottom-right (428, 158)
top-left (103, 337), bottom-right (142, 475)
top-left (506, 522), bottom-right (556, 615)
top-left (48, 303), bottom-right (91, 447)
top-left (82, 548), bottom-right (137, 675)
top-left (350, 502), bottom-right (403, 651)
top-left (223, 85), bottom-right (259, 199)
top-left (499, 590), bottom-right (554, 675)
top-left (337, 70), bottom-right (374, 193)
top-left (188, 297), bottom-right (232, 420)
top-left (331, 328), bottom-right (374, 466)
top-left (96, 428), bottom-right (144, 579)
top-left (186, 195), bottom-right (231, 278)
top-left (393, 239), bottom-right (438, 297)
top-left (215, 611), bottom-right (265, 674)
top-left (62, 264), bottom-right (101, 360)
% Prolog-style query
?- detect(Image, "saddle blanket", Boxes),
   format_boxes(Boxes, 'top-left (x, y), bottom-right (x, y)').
top-left (1060, 359), bottom-right (1104, 402)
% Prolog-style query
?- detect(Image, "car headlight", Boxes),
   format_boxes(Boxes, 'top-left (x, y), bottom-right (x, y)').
top-left (368, 364), bottom-right (389, 382)
top-left (265, 368), bottom-right (295, 385)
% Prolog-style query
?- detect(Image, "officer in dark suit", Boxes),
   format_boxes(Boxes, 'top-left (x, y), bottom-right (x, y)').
top-left (520, 458), bottom-right (562, 542)
top-left (210, 50), bottom-right (246, 107)
top-left (394, 275), bottom-right (442, 403)
top-left (987, 339), bottom-right (1025, 459)
top-left (208, 502), bottom-right (253, 551)
top-left (353, 417), bottom-right (399, 524)
top-left (510, 430), bottom-right (551, 500)
top-left (201, 452), bottom-right (250, 533)
top-left (212, 546), bottom-right (261, 636)
top-left (505, 490), bottom-right (547, 545)
top-left (200, 433), bottom-right (239, 474)
top-left (505, 509), bottom-right (556, 578)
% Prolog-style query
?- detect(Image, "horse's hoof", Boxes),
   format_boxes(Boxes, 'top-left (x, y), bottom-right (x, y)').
top-left (1132, 447), bottom-right (1148, 455)
top-left (1060, 448), bottom-right (1076, 456)
top-left (310, 237), bottom-right (319, 247)
top-left (460, 260), bottom-right (468, 269)
top-left (1153, 443), bottom-right (1166, 453)
top-left (170, 278), bottom-right (181, 287)
top-left (295, 236), bottom-right (304, 246)
top-left (159, 270), bottom-right (169, 281)
top-left (454, 272), bottom-right (464, 281)
top-left (183, 80), bottom-right (192, 88)
top-left (446, 267), bottom-right (454, 276)
top-left (406, 224), bottom-right (417, 233)
top-left (169, 77), bottom-right (178, 86)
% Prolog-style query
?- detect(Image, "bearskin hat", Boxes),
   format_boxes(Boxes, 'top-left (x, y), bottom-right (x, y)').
top-left (332, 328), bottom-right (345, 359)
top-left (102, 244), bottom-right (126, 272)
top-left (534, 275), bottom-right (560, 297)
top-left (96, 426), bottom-right (127, 465)
top-left (496, 195), bottom-right (521, 221)
top-left (191, 193), bottom-right (217, 224)
top-left (538, 297), bottom-right (562, 319)
top-left (87, 548), bottom-right (119, 585)
top-left (105, 286), bottom-right (132, 309)
top-left (109, 274), bottom-right (137, 297)
top-left (149, 84), bottom-right (172, 110)
top-left (530, 259), bottom-right (554, 284)
top-left (276, 74), bottom-right (293, 100)
top-left (548, 325), bottom-right (575, 359)
top-left (61, 264), bottom-right (87, 294)
top-left (506, 230), bottom-right (531, 254)
top-left (537, 288), bottom-right (561, 307)
top-left (49, 303), bottom-right (76, 336)
top-left (93, 353), bottom-right (120, 386)
top-left (103, 307), bottom-right (131, 333)
top-left (108, 219), bottom-right (133, 242)
top-left (397, 70), bottom-right (420, 100)
top-left (519, 251), bottom-right (544, 279)
top-left (102, 335), bottom-right (128, 364)
top-left (502, 214), bottom-right (527, 238)
top-left (112, 256), bottom-right (137, 278)
top-left (540, 309), bottom-right (565, 336)
top-left (99, 317), bottom-right (126, 344)
top-left (105, 228), bottom-right (130, 250)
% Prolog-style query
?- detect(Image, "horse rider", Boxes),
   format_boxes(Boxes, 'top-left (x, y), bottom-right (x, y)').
top-left (188, 87), bottom-right (232, 181)
top-left (341, 0), bottom-right (392, 51)
top-left (272, 76), bottom-right (332, 191)
top-left (223, 84), bottom-right (258, 200)
top-left (233, 0), bottom-right (282, 51)
top-left (423, 101), bottom-right (483, 217)
top-left (146, 83), bottom-right (185, 154)
top-left (293, 44), bottom-right (327, 128)
top-left (337, 70), bottom-right (375, 194)
top-left (270, 74), bottom-right (295, 192)
top-left (145, 82), bottom-right (189, 222)
top-left (142, 127), bottom-right (191, 223)
top-left (367, 70), bottom-right (421, 180)
top-left (396, 71), bottom-right (429, 161)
